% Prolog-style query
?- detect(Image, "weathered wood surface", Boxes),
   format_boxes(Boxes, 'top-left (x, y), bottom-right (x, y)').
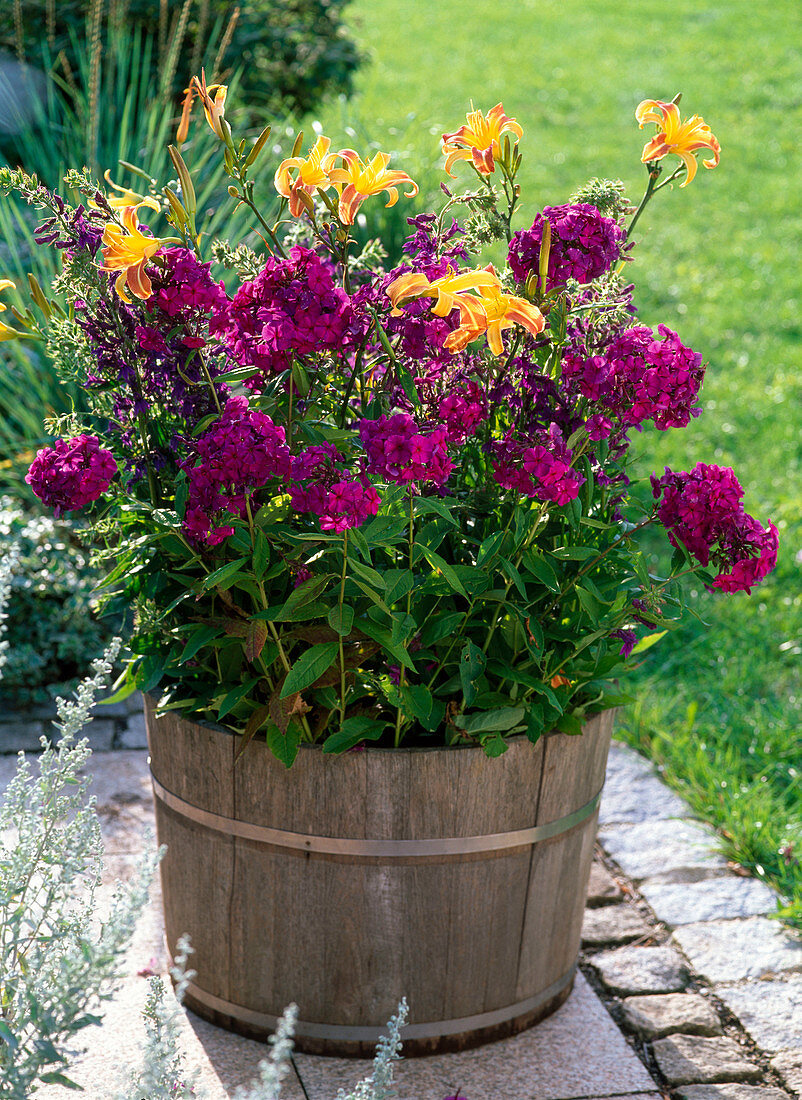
top-left (145, 698), bottom-right (613, 1055)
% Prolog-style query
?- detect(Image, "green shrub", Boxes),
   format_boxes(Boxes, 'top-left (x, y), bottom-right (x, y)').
top-left (0, 497), bottom-right (119, 707)
top-left (0, 0), bottom-right (362, 123)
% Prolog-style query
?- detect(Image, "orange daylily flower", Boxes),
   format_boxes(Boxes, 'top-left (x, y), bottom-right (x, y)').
top-left (636, 99), bottom-right (720, 186)
top-left (100, 204), bottom-right (165, 303)
top-left (0, 279), bottom-right (24, 340)
top-left (325, 150), bottom-right (418, 225)
top-left (387, 266), bottom-right (545, 357)
top-left (274, 136), bottom-right (337, 216)
top-left (441, 103), bottom-right (523, 177)
top-left (192, 71), bottom-right (228, 143)
top-left (94, 171), bottom-right (160, 213)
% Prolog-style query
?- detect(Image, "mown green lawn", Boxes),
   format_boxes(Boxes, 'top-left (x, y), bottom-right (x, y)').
top-left (312, 0), bottom-right (802, 922)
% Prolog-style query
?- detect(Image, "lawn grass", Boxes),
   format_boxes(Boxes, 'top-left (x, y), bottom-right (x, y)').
top-left (310, 0), bottom-right (802, 923)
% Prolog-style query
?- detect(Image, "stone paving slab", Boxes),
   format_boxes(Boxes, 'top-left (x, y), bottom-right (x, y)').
top-left (599, 741), bottom-right (691, 824)
top-left (581, 902), bottom-right (652, 946)
top-left (651, 1035), bottom-right (762, 1086)
top-left (638, 876), bottom-right (778, 927)
top-left (621, 993), bottom-right (722, 1039)
top-left (586, 861), bottom-right (625, 906)
top-left (598, 818), bottom-right (728, 883)
top-left (589, 944), bottom-right (690, 995)
top-left (770, 1050), bottom-right (802, 1094)
top-left (673, 1086), bottom-right (790, 1100)
top-left (672, 917), bottom-right (802, 985)
top-left (717, 975), bottom-right (802, 1054)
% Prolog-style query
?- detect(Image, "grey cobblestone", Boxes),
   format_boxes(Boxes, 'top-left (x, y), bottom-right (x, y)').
top-left (639, 876), bottom-right (778, 927)
top-left (590, 944), bottom-right (690, 995)
top-left (650, 1035), bottom-right (762, 1086)
top-left (118, 712), bottom-right (148, 749)
top-left (599, 741), bottom-right (691, 824)
top-left (672, 917), bottom-right (802, 985)
top-left (599, 818), bottom-right (728, 883)
top-left (717, 976), bottom-right (802, 1054)
top-left (0, 721), bottom-right (48, 752)
top-left (620, 993), bottom-right (722, 1039)
top-left (582, 903), bottom-right (652, 947)
top-left (770, 1051), bottom-right (802, 1094)
top-left (586, 860), bottom-right (624, 906)
top-left (673, 1086), bottom-right (790, 1100)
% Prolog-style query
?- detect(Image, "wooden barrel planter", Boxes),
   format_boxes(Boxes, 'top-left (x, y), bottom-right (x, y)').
top-left (145, 698), bottom-right (613, 1057)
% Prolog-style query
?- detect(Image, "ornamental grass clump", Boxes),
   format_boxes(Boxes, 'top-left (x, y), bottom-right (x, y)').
top-left (1, 90), bottom-right (776, 764)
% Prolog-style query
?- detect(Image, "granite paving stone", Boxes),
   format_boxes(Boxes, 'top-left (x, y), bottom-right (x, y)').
top-left (586, 860), bottom-right (625, 906)
top-left (599, 819), bottom-right (728, 883)
top-left (770, 1051), bottom-right (802, 1094)
top-left (118, 711), bottom-right (149, 749)
top-left (293, 972), bottom-right (659, 1100)
top-left (581, 903), bottom-right (652, 946)
top-left (672, 918), bottom-right (802, 985)
top-left (673, 1086), bottom-right (791, 1100)
top-left (650, 1035), bottom-right (762, 1086)
top-left (600, 741), bottom-right (691, 824)
top-left (621, 993), bottom-right (722, 1039)
top-left (0, 719), bottom-right (47, 752)
top-left (589, 944), bottom-right (690, 995)
top-left (639, 876), bottom-right (778, 927)
top-left (717, 976), bottom-right (802, 1054)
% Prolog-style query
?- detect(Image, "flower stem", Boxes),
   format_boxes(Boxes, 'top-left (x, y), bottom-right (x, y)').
top-left (338, 531), bottom-right (348, 727)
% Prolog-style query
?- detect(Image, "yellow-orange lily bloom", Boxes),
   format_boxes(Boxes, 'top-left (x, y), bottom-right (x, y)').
top-left (387, 267), bottom-right (545, 357)
top-left (636, 99), bottom-right (720, 186)
top-left (100, 204), bottom-right (165, 303)
top-left (93, 171), bottom-right (160, 213)
top-left (0, 279), bottom-right (24, 340)
top-left (192, 71), bottom-right (228, 143)
top-left (441, 103), bottom-right (523, 177)
top-left (325, 150), bottom-right (418, 225)
top-left (275, 136), bottom-right (337, 217)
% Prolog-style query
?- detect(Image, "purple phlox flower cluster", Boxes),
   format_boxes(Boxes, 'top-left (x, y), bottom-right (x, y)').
top-left (289, 442), bottom-right (381, 533)
top-left (148, 247), bottom-right (229, 325)
top-left (652, 463), bottom-right (778, 594)
top-left (489, 424), bottom-right (584, 506)
top-left (404, 214), bottom-right (469, 267)
top-left (183, 396), bottom-right (291, 546)
top-left (211, 246), bottom-right (366, 383)
top-left (562, 324), bottom-right (705, 432)
top-left (359, 413), bottom-right (453, 486)
top-left (508, 203), bottom-right (625, 291)
top-left (35, 192), bottom-right (108, 257)
top-left (415, 367), bottom-right (488, 443)
top-left (26, 434), bottom-right (117, 516)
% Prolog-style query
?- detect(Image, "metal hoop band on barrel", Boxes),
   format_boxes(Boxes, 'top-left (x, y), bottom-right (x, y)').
top-left (150, 773), bottom-right (603, 857)
top-left (171, 959), bottom-right (576, 1042)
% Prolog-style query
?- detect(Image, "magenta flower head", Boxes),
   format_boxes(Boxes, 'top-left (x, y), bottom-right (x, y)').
top-left (652, 463), bottom-right (778, 594)
top-left (26, 434), bottom-right (117, 516)
top-left (508, 202), bottom-right (624, 290)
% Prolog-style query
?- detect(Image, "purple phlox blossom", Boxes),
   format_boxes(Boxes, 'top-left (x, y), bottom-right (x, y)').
top-left (183, 395), bottom-right (291, 546)
top-left (210, 246), bottom-right (366, 384)
top-left (562, 324), bottom-right (705, 432)
top-left (489, 424), bottom-right (584, 506)
top-left (404, 214), bottom-right (469, 266)
top-left (289, 442), bottom-right (381, 533)
top-left (26, 434), bottom-right (117, 516)
top-left (148, 246), bottom-right (229, 323)
top-left (359, 413), bottom-right (453, 486)
top-left (652, 463), bottom-right (778, 594)
top-left (508, 203), bottom-right (625, 291)
top-left (319, 478), bottom-right (381, 533)
top-left (415, 366), bottom-right (488, 443)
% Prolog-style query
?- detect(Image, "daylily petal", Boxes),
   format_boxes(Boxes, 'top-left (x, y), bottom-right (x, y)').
top-left (100, 203), bottom-right (165, 302)
top-left (441, 102), bottom-right (523, 177)
top-left (635, 97), bottom-right (719, 185)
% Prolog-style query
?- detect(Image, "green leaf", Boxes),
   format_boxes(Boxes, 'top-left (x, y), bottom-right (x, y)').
top-left (576, 585), bottom-right (603, 620)
top-left (414, 496), bottom-right (459, 526)
top-left (522, 550), bottom-right (560, 592)
top-left (630, 630), bottom-right (667, 655)
top-left (552, 546), bottom-right (597, 561)
top-left (356, 617), bottom-right (415, 670)
top-left (419, 610), bottom-right (464, 646)
top-left (555, 712), bottom-right (584, 736)
top-left (274, 574), bottom-right (332, 620)
top-left (396, 359), bottom-right (419, 405)
top-left (0, 1021), bottom-right (18, 1050)
top-left (349, 558), bottom-right (385, 589)
top-left (421, 546), bottom-right (468, 597)
top-left (217, 677), bottom-right (262, 719)
top-left (280, 642), bottom-right (340, 698)
top-left (360, 515), bottom-right (408, 544)
top-left (265, 725), bottom-right (301, 768)
top-left (480, 732), bottom-right (509, 757)
top-left (138, 652), bottom-right (167, 694)
top-left (500, 557), bottom-right (527, 598)
top-left (459, 640), bottom-right (486, 706)
top-left (525, 703), bottom-right (545, 744)
top-left (39, 1073), bottom-right (80, 1089)
top-left (328, 604), bottom-right (354, 636)
top-left (252, 530), bottom-right (270, 578)
top-left (179, 624), bottom-right (223, 664)
top-left (202, 556), bottom-right (249, 590)
top-left (323, 716), bottom-right (387, 753)
top-left (458, 706), bottom-right (525, 734)
top-left (350, 577), bottom-right (392, 615)
top-left (476, 530), bottom-right (505, 567)
top-left (402, 683), bottom-right (444, 732)
top-left (384, 568), bottom-right (415, 606)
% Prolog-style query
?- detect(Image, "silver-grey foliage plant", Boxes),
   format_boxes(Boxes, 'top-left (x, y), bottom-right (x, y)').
top-left (0, 627), bottom-right (160, 1095)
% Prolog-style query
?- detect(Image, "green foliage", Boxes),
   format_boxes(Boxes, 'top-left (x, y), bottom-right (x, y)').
top-left (0, 497), bottom-right (120, 707)
top-left (0, 0), bottom-right (362, 124)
